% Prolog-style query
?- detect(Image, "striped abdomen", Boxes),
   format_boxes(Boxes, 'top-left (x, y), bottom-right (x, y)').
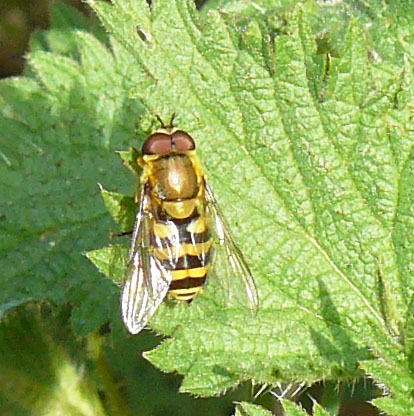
top-left (151, 210), bottom-right (212, 301)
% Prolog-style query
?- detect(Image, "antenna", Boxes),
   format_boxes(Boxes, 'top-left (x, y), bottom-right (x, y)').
top-left (155, 113), bottom-right (177, 129)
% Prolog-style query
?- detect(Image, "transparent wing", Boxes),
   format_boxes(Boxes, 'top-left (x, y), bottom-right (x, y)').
top-left (205, 184), bottom-right (259, 313)
top-left (121, 187), bottom-right (173, 334)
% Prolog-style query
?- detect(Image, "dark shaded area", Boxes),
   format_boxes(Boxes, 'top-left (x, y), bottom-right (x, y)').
top-left (0, 0), bottom-right (210, 78)
top-left (0, 0), bottom-right (92, 77)
top-left (296, 379), bottom-right (382, 416)
top-left (299, 280), bottom-right (381, 415)
top-left (313, 280), bottom-right (372, 369)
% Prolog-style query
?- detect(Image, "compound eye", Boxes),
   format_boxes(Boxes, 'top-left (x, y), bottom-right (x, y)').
top-left (171, 130), bottom-right (196, 151)
top-left (142, 133), bottom-right (172, 155)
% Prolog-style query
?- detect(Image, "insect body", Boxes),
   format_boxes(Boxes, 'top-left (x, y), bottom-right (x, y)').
top-left (121, 125), bottom-right (258, 334)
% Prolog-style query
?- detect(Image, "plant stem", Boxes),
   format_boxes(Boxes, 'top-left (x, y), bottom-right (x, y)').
top-left (87, 332), bottom-right (135, 416)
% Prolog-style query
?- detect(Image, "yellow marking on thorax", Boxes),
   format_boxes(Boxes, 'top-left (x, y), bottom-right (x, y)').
top-left (185, 151), bottom-right (206, 184)
top-left (171, 265), bottom-right (210, 281)
top-left (153, 239), bottom-right (212, 260)
top-left (163, 199), bottom-right (197, 219)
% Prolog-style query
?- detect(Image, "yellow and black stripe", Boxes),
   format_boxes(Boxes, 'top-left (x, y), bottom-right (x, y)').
top-left (151, 210), bottom-right (212, 301)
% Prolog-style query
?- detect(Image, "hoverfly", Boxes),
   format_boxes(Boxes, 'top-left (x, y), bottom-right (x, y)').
top-left (121, 118), bottom-right (258, 334)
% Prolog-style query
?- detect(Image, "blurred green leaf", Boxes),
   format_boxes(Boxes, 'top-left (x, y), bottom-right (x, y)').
top-left (29, 2), bottom-right (108, 57)
top-left (51, 2), bottom-right (90, 30)
top-left (0, 306), bottom-right (106, 416)
top-left (319, 382), bottom-right (341, 415)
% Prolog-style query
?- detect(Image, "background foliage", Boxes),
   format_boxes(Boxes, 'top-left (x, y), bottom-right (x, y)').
top-left (1, 0), bottom-right (414, 415)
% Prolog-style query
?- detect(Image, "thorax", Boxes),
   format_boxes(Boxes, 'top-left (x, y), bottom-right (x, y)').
top-left (141, 151), bottom-right (205, 219)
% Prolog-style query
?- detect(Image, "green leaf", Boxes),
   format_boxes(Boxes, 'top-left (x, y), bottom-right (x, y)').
top-left (281, 400), bottom-right (333, 416)
top-left (86, 245), bottom-right (128, 285)
top-left (28, 2), bottom-right (108, 58)
top-left (0, 34), bottom-right (142, 334)
top-left (3, 0), bottom-right (414, 406)
top-left (100, 186), bottom-right (137, 233)
top-left (319, 382), bottom-right (341, 415)
top-left (83, 1), bottom-right (402, 394)
top-left (51, 2), bottom-right (90, 31)
top-left (234, 402), bottom-right (272, 416)
top-left (46, 3), bottom-right (91, 56)
top-left (361, 354), bottom-right (414, 416)
top-left (281, 400), bottom-right (309, 416)
top-left (117, 147), bottom-right (142, 176)
top-left (312, 402), bottom-right (332, 416)
top-left (202, 0), bottom-right (300, 24)
top-left (370, 397), bottom-right (409, 416)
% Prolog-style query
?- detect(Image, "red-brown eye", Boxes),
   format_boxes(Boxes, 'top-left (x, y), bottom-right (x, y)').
top-left (142, 131), bottom-right (196, 155)
top-left (142, 133), bottom-right (172, 155)
top-left (171, 130), bottom-right (196, 151)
